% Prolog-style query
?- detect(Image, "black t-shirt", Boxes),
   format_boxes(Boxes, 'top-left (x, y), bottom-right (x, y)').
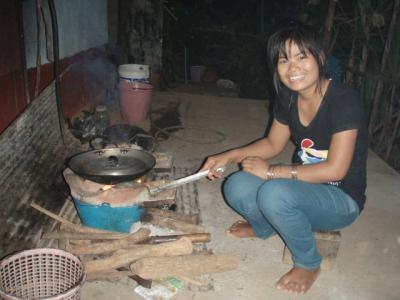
top-left (274, 80), bottom-right (368, 211)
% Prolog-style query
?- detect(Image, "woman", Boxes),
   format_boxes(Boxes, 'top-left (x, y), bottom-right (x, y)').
top-left (200, 25), bottom-right (367, 294)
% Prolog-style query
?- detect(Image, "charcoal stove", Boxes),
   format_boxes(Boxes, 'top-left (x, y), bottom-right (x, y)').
top-left (63, 152), bottom-right (175, 233)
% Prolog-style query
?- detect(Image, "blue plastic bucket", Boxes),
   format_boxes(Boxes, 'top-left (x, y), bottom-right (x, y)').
top-left (73, 197), bottom-right (145, 233)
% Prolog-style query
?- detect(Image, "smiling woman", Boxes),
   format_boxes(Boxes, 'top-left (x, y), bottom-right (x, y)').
top-left (199, 24), bottom-right (368, 295)
top-left (267, 26), bottom-right (327, 97)
top-left (277, 42), bottom-right (324, 98)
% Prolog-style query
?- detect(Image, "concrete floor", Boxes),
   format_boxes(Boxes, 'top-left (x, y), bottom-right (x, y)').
top-left (82, 89), bottom-right (400, 300)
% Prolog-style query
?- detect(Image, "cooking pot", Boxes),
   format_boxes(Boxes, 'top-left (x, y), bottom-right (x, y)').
top-left (67, 147), bottom-right (155, 184)
top-left (102, 124), bottom-right (155, 151)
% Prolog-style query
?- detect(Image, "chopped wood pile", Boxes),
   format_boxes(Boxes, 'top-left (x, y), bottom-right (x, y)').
top-left (31, 203), bottom-right (239, 287)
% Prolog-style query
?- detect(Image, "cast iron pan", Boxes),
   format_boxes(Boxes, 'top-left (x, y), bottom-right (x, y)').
top-left (67, 148), bottom-right (156, 184)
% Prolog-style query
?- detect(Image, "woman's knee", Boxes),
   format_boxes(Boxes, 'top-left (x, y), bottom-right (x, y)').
top-left (223, 171), bottom-right (261, 207)
top-left (256, 179), bottom-right (299, 214)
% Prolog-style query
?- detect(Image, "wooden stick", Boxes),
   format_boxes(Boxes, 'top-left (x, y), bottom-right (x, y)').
top-left (144, 214), bottom-right (206, 233)
top-left (130, 254), bottom-right (239, 279)
top-left (147, 208), bottom-right (200, 224)
top-left (31, 202), bottom-right (77, 226)
top-left (85, 237), bottom-right (193, 274)
top-left (143, 233), bottom-right (211, 245)
top-left (31, 202), bottom-right (119, 234)
top-left (86, 270), bottom-right (134, 281)
top-left (42, 231), bottom-right (128, 240)
top-left (65, 228), bottom-right (151, 255)
top-left (57, 223), bottom-right (69, 250)
top-left (67, 234), bottom-right (92, 246)
top-left (58, 223), bottom-right (128, 238)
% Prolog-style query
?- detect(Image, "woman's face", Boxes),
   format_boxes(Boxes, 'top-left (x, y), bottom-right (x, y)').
top-left (277, 40), bottom-right (320, 96)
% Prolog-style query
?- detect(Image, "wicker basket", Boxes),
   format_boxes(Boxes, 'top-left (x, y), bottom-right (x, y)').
top-left (0, 248), bottom-right (85, 300)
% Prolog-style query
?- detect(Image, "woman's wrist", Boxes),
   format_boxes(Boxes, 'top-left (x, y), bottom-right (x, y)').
top-left (264, 164), bottom-right (298, 180)
top-left (290, 164), bottom-right (298, 180)
top-left (231, 148), bottom-right (247, 163)
top-left (263, 165), bottom-right (273, 180)
top-left (264, 164), bottom-right (280, 180)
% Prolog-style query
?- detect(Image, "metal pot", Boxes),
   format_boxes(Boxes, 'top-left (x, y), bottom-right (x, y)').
top-left (102, 124), bottom-right (155, 152)
top-left (67, 148), bottom-right (156, 184)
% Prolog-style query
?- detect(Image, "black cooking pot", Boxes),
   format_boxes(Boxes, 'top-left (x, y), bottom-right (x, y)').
top-left (102, 124), bottom-right (155, 151)
top-left (67, 147), bottom-right (155, 184)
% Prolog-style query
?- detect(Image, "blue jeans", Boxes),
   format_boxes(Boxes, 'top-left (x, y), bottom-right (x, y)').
top-left (223, 171), bottom-right (360, 270)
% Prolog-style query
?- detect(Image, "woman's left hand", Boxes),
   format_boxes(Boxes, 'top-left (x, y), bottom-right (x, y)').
top-left (241, 156), bottom-right (269, 179)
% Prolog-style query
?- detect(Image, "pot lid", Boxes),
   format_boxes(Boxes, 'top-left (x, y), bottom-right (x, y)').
top-left (67, 148), bottom-right (155, 180)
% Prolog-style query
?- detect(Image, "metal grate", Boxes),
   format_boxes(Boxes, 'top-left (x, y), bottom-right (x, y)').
top-left (0, 248), bottom-right (85, 300)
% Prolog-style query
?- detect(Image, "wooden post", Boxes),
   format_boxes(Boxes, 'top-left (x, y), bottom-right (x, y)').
top-left (323, 0), bottom-right (338, 49)
top-left (368, 0), bottom-right (400, 135)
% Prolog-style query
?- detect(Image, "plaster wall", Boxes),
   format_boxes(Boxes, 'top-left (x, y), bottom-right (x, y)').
top-left (23, 0), bottom-right (108, 68)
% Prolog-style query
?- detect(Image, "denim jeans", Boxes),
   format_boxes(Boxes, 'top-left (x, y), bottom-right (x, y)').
top-left (223, 171), bottom-right (360, 270)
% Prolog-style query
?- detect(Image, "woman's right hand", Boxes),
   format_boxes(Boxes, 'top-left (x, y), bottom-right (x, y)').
top-left (200, 152), bottom-right (233, 180)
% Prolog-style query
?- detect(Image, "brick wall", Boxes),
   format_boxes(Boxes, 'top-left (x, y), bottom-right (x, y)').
top-left (0, 83), bottom-right (82, 257)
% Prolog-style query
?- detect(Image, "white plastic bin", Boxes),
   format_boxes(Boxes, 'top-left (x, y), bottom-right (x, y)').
top-left (118, 64), bottom-right (150, 83)
top-left (190, 65), bottom-right (206, 82)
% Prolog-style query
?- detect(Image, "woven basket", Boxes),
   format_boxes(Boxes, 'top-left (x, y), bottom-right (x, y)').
top-left (0, 248), bottom-right (85, 300)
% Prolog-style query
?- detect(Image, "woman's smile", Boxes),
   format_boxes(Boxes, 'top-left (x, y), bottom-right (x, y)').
top-left (289, 75), bottom-right (306, 82)
top-left (277, 40), bottom-right (320, 97)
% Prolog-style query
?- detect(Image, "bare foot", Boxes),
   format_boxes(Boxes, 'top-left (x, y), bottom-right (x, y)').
top-left (226, 220), bottom-right (256, 238)
top-left (276, 267), bottom-right (320, 294)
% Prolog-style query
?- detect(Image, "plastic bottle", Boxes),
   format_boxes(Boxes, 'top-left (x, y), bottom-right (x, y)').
top-left (94, 105), bottom-right (110, 135)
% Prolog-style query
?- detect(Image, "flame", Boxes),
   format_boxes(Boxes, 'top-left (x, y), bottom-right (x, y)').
top-left (102, 185), bottom-right (113, 191)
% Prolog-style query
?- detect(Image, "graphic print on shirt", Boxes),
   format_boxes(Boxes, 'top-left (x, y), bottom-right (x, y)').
top-left (297, 138), bottom-right (340, 186)
top-left (297, 138), bottom-right (328, 164)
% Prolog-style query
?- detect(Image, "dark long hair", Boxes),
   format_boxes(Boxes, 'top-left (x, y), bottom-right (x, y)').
top-left (267, 25), bottom-right (327, 95)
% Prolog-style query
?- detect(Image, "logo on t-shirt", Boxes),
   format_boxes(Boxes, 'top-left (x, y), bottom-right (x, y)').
top-left (298, 138), bottom-right (328, 164)
top-left (298, 138), bottom-right (340, 186)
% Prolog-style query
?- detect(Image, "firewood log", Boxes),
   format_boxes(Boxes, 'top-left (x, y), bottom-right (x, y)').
top-left (130, 254), bottom-right (239, 279)
top-left (147, 208), bottom-right (200, 224)
top-left (85, 237), bottom-right (193, 274)
top-left (142, 213), bottom-right (206, 233)
top-left (65, 228), bottom-right (151, 255)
